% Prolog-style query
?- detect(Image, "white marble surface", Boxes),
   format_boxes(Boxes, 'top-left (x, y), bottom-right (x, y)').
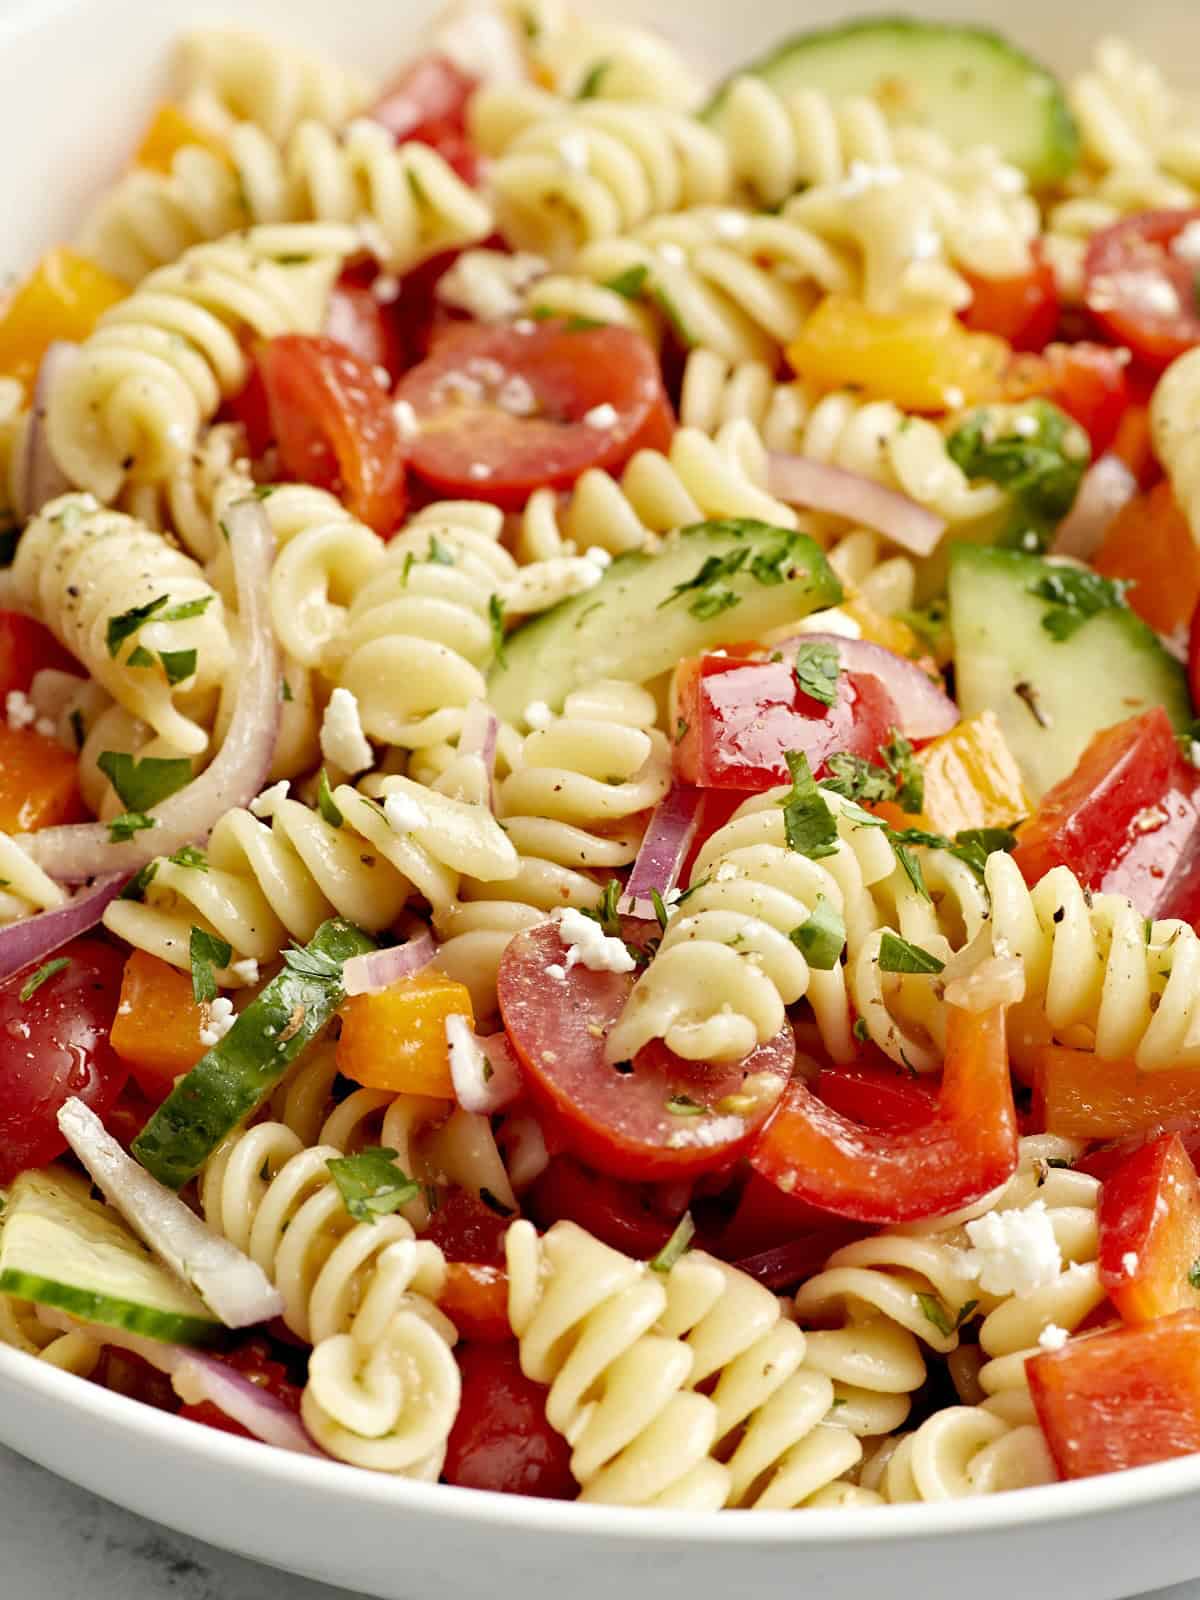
top-left (0, 1439), bottom-right (1196, 1600)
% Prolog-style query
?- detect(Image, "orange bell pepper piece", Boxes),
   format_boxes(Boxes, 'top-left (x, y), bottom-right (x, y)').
top-left (439, 1263), bottom-right (511, 1343)
top-left (1035, 1045), bottom-right (1200, 1141)
top-left (337, 970), bottom-right (475, 1097)
top-left (0, 724), bottom-right (82, 831)
top-left (110, 950), bottom-right (209, 1102)
top-left (786, 296), bottom-right (1009, 413)
top-left (913, 711), bottom-right (1033, 836)
top-left (133, 102), bottom-right (230, 173)
top-left (1110, 403), bottom-right (1159, 490)
top-left (1093, 480), bottom-right (1200, 638)
top-left (1098, 1134), bottom-right (1200, 1326)
top-left (0, 248), bottom-right (128, 392)
top-left (840, 600), bottom-right (924, 660)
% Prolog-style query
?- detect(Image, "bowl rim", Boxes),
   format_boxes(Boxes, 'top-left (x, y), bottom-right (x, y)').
top-left (5, 1339), bottom-right (1200, 1541)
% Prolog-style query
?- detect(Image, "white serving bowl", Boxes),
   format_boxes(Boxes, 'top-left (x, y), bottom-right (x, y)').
top-left (1, 0), bottom-right (1199, 1594)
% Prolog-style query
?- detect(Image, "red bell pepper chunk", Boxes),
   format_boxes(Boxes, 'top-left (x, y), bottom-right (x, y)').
top-left (672, 651), bottom-right (900, 792)
top-left (1028, 1311), bottom-right (1200, 1480)
top-left (1098, 1133), bottom-right (1200, 1324)
top-left (0, 611), bottom-right (79, 697)
top-left (1012, 708), bottom-right (1200, 923)
top-left (815, 1061), bottom-right (938, 1132)
top-left (1036, 1047), bottom-right (1200, 1142)
top-left (749, 1003), bottom-right (1018, 1225)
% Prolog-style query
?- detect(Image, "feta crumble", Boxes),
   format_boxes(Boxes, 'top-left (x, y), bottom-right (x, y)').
top-left (199, 995), bottom-right (236, 1048)
top-left (523, 700), bottom-right (555, 731)
top-left (1122, 1250), bottom-right (1140, 1275)
top-left (436, 251), bottom-right (549, 323)
top-left (320, 687), bottom-right (373, 775)
top-left (583, 402), bottom-right (619, 430)
top-left (468, 462), bottom-right (493, 481)
top-left (545, 963), bottom-right (567, 981)
top-left (229, 958), bottom-right (260, 986)
top-left (371, 274), bottom-right (401, 304)
top-left (1037, 1323), bottom-right (1070, 1352)
top-left (393, 398), bottom-right (419, 439)
top-left (250, 780), bottom-right (290, 819)
top-left (6, 690), bottom-right (54, 737)
top-left (583, 546), bottom-right (612, 569)
top-left (963, 1200), bottom-right (1063, 1297)
top-left (446, 1012), bottom-right (487, 1098)
top-left (553, 905), bottom-right (636, 974)
top-left (383, 789), bottom-right (428, 833)
top-left (1173, 220), bottom-right (1200, 267)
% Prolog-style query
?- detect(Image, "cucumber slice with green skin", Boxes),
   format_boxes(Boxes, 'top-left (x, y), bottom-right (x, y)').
top-left (0, 1169), bottom-right (221, 1345)
top-left (949, 544), bottom-right (1191, 800)
top-left (707, 17), bottom-right (1079, 187)
top-left (488, 520), bottom-right (842, 724)
top-left (133, 918), bottom-right (375, 1191)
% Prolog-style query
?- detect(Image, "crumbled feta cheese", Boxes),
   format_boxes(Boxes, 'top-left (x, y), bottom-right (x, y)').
top-left (372, 364), bottom-right (390, 390)
top-left (545, 962), bottom-right (567, 981)
top-left (250, 780), bottom-right (290, 819)
top-left (383, 789), bottom-right (428, 833)
top-left (583, 403), bottom-right (619, 430)
top-left (1118, 275), bottom-right (1180, 320)
top-left (199, 995), bottom-right (236, 1048)
top-left (6, 690), bottom-right (36, 730)
top-left (393, 398), bottom-right (419, 439)
top-left (523, 700), bottom-right (555, 731)
top-left (1038, 1323), bottom-right (1070, 1352)
top-left (371, 274), bottom-right (401, 304)
top-left (964, 1200), bottom-right (1063, 1297)
top-left (446, 1012), bottom-right (487, 1099)
top-left (667, 1115), bottom-right (745, 1150)
top-left (468, 462), bottom-right (493, 481)
top-left (1132, 805), bottom-right (1168, 834)
top-left (558, 131), bottom-right (590, 172)
top-left (229, 958), bottom-right (260, 986)
top-left (1122, 1250), bottom-right (1140, 1275)
top-left (656, 242), bottom-right (686, 267)
top-left (583, 546), bottom-right (612, 569)
top-left (1174, 221), bottom-right (1200, 267)
top-left (1012, 413), bottom-right (1040, 438)
top-left (320, 687), bottom-right (373, 775)
top-left (466, 356), bottom-right (506, 387)
top-left (909, 226), bottom-right (941, 261)
top-left (714, 863), bottom-right (738, 883)
top-left (497, 374), bottom-right (537, 416)
top-left (553, 905), bottom-right (636, 974)
top-left (436, 250), bottom-right (550, 322)
top-left (841, 160), bottom-right (903, 195)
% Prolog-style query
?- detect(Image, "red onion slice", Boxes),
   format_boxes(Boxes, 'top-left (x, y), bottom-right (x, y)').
top-left (767, 451), bottom-right (947, 557)
top-left (619, 783), bottom-right (703, 917)
top-left (23, 498), bottom-right (280, 883)
top-left (19, 342), bottom-right (78, 518)
top-left (770, 632), bottom-right (958, 741)
top-left (448, 1016), bottom-right (521, 1113)
top-left (1051, 454), bottom-right (1137, 561)
top-left (457, 698), bottom-right (499, 811)
top-left (0, 873), bottom-right (125, 986)
top-left (342, 931), bottom-right (436, 997)
top-left (58, 1098), bottom-right (284, 1329)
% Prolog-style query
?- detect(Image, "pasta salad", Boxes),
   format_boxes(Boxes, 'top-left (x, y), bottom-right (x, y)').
top-left (3, 0), bottom-right (1200, 1511)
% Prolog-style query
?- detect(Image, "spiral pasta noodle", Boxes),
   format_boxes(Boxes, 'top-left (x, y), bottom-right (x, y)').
top-left (199, 1121), bottom-right (459, 1474)
top-left (503, 0), bottom-right (703, 110)
top-left (1151, 347), bottom-right (1200, 547)
top-left (176, 27), bottom-right (372, 145)
top-left (1067, 37), bottom-right (1200, 189)
top-left (0, 1295), bottom-right (100, 1379)
top-left (12, 492), bottom-right (232, 755)
top-left (81, 120), bottom-right (493, 284)
top-left (47, 225), bottom-right (355, 502)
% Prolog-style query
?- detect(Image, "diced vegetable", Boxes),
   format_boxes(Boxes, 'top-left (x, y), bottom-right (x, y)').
top-left (444, 1342), bottom-right (577, 1499)
top-left (1098, 1134), bottom-right (1200, 1325)
top-left (0, 612), bottom-right (80, 697)
top-left (133, 103), bottom-right (230, 172)
top-left (960, 244), bottom-right (1059, 351)
top-left (110, 951), bottom-right (209, 1103)
top-left (0, 249), bottom-right (126, 392)
top-left (337, 969), bottom-right (475, 1097)
top-left (913, 711), bottom-right (1031, 835)
top-left (0, 724), bottom-right (82, 832)
top-left (1094, 480), bottom-right (1200, 638)
top-left (1003, 343), bottom-right (1130, 456)
top-left (1035, 1047), bottom-right (1200, 1141)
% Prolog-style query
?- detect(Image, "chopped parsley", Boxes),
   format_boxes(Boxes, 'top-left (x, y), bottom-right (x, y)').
top-left (779, 750), bottom-right (838, 859)
top-left (819, 729), bottom-right (923, 814)
top-left (118, 861), bottom-right (159, 901)
top-left (317, 768), bottom-right (344, 829)
top-left (602, 264), bottom-right (649, 300)
top-left (189, 926), bottom-right (232, 1005)
top-left (1028, 567), bottom-right (1132, 641)
top-left (107, 811), bottom-right (156, 843)
top-left (789, 895), bottom-right (846, 971)
top-left (580, 878), bottom-right (623, 938)
top-left (946, 399), bottom-right (1088, 552)
top-left (96, 751), bottom-right (192, 813)
top-left (853, 1017), bottom-right (871, 1042)
top-left (167, 844), bottom-right (208, 871)
top-left (665, 1094), bottom-right (706, 1117)
top-left (281, 945), bottom-right (344, 984)
top-left (575, 58), bottom-right (611, 98)
top-left (488, 593), bottom-right (508, 667)
top-left (1189, 1258), bottom-right (1200, 1291)
top-left (105, 593), bottom-right (214, 658)
top-left (19, 957), bottom-right (70, 1002)
top-left (326, 1148), bottom-right (420, 1223)
top-left (793, 640), bottom-right (840, 708)
top-left (878, 931), bottom-right (945, 975)
top-left (648, 1212), bottom-right (696, 1274)
top-left (948, 826), bottom-right (1020, 877)
top-left (126, 645), bottom-right (155, 669)
top-left (425, 535), bottom-right (455, 567)
top-left (159, 648), bottom-right (197, 687)
top-left (917, 1293), bottom-right (979, 1337)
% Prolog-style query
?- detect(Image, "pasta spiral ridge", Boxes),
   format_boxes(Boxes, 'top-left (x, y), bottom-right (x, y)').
top-left (199, 1121), bottom-right (459, 1475)
top-left (47, 226), bottom-right (354, 502)
top-left (502, 0), bottom-right (703, 109)
top-left (1151, 347), bottom-right (1200, 548)
top-left (81, 120), bottom-right (492, 284)
top-left (1068, 37), bottom-right (1200, 189)
top-left (0, 1295), bottom-right (101, 1379)
top-left (12, 492), bottom-right (232, 754)
top-left (177, 27), bottom-right (372, 145)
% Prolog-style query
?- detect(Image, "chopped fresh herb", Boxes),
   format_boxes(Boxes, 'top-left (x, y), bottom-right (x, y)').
top-left (425, 534), bottom-right (455, 566)
top-left (326, 1147), bottom-right (420, 1223)
top-left (564, 315), bottom-right (607, 333)
top-left (648, 1212), bottom-right (696, 1274)
top-left (488, 593), bottom-right (507, 667)
top-left (576, 58), bottom-right (612, 98)
top-left (820, 728), bottom-right (923, 814)
top-left (159, 648), bottom-right (197, 686)
top-left (168, 844), bottom-right (208, 871)
top-left (917, 1294), bottom-right (977, 1337)
top-left (666, 1094), bottom-right (706, 1117)
top-left (479, 1186), bottom-right (516, 1218)
top-left (189, 926), bottom-right (232, 1005)
top-left (949, 826), bottom-right (1020, 877)
top-left (789, 895), bottom-right (846, 970)
top-left (675, 717), bottom-right (689, 744)
top-left (651, 284), bottom-right (692, 346)
top-left (853, 1017), bottom-right (870, 1042)
top-left (126, 644), bottom-right (155, 669)
top-left (779, 750), bottom-right (839, 859)
top-left (880, 730), bottom-right (924, 814)
top-left (955, 1298), bottom-right (980, 1329)
top-left (68, 708), bottom-right (85, 750)
top-left (161, 596), bottom-right (214, 624)
top-left (252, 484), bottom-right (279, 500)
top-left (749, 536), bottom-right (804, 586)
top-left (946, 399), bottom-right (1088, 552)
top-left (659, 548), bottom-right (747, 617)
top-left (119, 861), bottom-right (158, 901)
top-left (107, 811), bottom-right (156, 843)
top-left (649, 888), bottom-right (671, 933)
top-left (897, 596), bottom-right (949, 656)
top-left (97, 751), bottom-right (192, 812)
top-left (280, 677), bottom-right (294, 703)
top-left (581, 878), bottom-right (623, 939)
top-left (19, 957), bottom-right (70, 1002)
top-left (1028, 567), bottom-right (1132, 641)
top-left (317, 768), bottom-right (344, 829)
top-left (793, 640), bottom-right (840, 708)
top-left (603, 264), bottom-right (649, 300)
top-left (281, 944), bottom-right (344, 984)
top-left (106, 595), bottom-right (169, 657)
top-left (878, 931), bottom-right (945, 975)
top-left (1189, 1258), bottom-right (1200, 1291)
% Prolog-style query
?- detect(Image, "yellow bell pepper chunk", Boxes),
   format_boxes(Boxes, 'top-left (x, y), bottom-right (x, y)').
top-left (0, 249), bottom-right (127, 393)
top-left (337, 970), bottom-right (475, 1098)
top-left (786, 296), bottom-right (1010, 414)
top-left (841, 599), bottom-right (924, 662)
top-left (915, 710), bottom-right (1032, 836)
top-left (134, 102), bottom-right (230, 174)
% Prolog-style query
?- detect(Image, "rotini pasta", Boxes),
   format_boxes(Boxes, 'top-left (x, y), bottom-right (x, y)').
top-left (504, 0), bottom-right (703, 110)
top-left (176, 27), bottom-right (372, 145)
top-left (1151, 347), bottom-right (1200, 546)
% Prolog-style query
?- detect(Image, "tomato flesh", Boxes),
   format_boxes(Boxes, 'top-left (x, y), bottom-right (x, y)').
top-left (0, 939), bottom-right (128, 1185)
top-left (961, 244), bottom-right (1059, 352)
top-left (750, 1003), bottom-right (1018, 1224)
top-left (325, 278), bottom-right (408, 384)
top-left (440, 1263), bottom-right (511, 1343)
top-left (1005, 341), bottom-right (1129, 455)
top-left (257, 335), bottom-right (407, 537)
top-left (672, 652), bottom-right (900, 792)
top-left (527, 1154), bottom-right (686, 1258)
top-left (0, 611), bottom-right (79, 696)
top-left (815, 1061), bottom-right (938, 1132)
top-left (396, 320), bottom-right (674, 509)
top-left (497, 922), bottom-right (792, 1182)
top-left (1028, 1310), bottom-right (1200, 1480)
top-left (424, 1187), bottom-right (509, 1266)
top-left (444, 1342), bottom-right (577, 1498)
top-left (369, 55), bottom-right (480, 186)
top-left (1098, 1133), bottom-right (1200, 1325)
top-left (1036, 1047), bottom-right (1200, 1142)
top-left (1085, 210), bottom-right (1200, 373)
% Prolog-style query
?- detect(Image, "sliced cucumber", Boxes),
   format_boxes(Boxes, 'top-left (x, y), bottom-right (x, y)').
top-left (708, 17), bottom-right (1079, 186)
top-left (0, 1168), bottom-right (220, 1345)
top-left (133, 918), bottom-right (375, 1191)
top-left (949, 544), bottom-right (1191, 799)
top-left (488, 519), bottom-right (842, 723)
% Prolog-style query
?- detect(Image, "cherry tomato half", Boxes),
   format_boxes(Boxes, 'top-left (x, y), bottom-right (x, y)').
top-left (527, 1154), bottom-right (686, 1258)
top-left (1084, 210), bottom-right (1200, 372)
top-left (396, 319), bottom-right (674, 509)
top-left (257, 335), bottom-right (407, 537)
top-left (369, 54), bottom-right (481, 186)
top-left (444, 1342), bottom-right (577, 1498)
top-left (1004, 341), bottom-right (1130, 455)
top-left (497, 922), bottom-right (792, 1182)
top-left (961, 243), bottom-right (1060, 352)
top-left (0, 938), bottom-right (128, 1185)
top-left (0, 611), bottom-right (79, 698)
top-left (325, 278), bottom-right (408, 384)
